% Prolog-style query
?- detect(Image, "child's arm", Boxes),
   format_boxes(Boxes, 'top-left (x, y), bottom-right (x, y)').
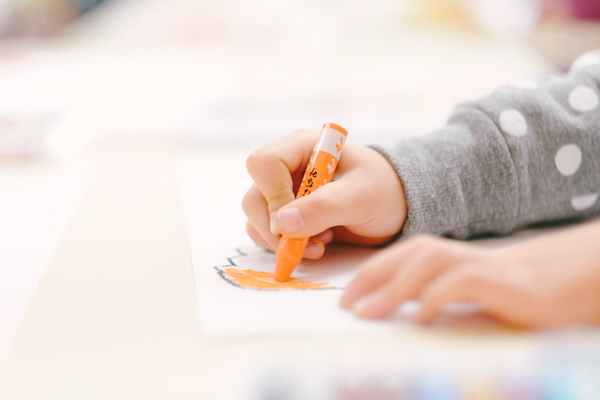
top-left (340, 218), bottom-right (600, 328)
top-left (242, 130), bottom-right (407, 259)
top-left (373, 49), bottom-right (600, 239)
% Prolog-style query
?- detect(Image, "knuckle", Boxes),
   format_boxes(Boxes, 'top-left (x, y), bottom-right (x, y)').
top-left (406, 236), bottom-right (463, 266)
top-left (292, 129), bottom-right (308, 136)
top-left (245, 150), bottom-right (263, 176)
top-left (241, 187), bottom-right (259, 216)
top-left (267, 192), bottom-right (293, 211)
top-left (406, 234), bottom-right (439, 252)
top-left (241, 196), bottom-right (251, 217)
top-left (292, 128), bottom-right (319, 138)
top-left (311, 192), bottom-right (337, 219)
top-left (453, 266), bottom-right (487, 288)
top-left (246, 148), bottom-right (274, 177)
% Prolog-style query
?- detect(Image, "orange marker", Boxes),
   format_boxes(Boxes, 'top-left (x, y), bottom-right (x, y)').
top-left (274, 123), bottom-right (348, 282)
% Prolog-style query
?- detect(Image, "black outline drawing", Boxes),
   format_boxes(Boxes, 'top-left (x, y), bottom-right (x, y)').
top-left (214, 248), bottom-right (340, 291)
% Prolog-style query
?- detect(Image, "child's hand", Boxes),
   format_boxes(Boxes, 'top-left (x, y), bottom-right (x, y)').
top-left (242, 129), bottom-right (407, 260)
top-left (340, 220), bottom-right (600, 328)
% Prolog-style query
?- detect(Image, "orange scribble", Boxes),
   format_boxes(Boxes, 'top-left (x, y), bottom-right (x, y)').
top-left (223, 268), bottom-right (332, 290)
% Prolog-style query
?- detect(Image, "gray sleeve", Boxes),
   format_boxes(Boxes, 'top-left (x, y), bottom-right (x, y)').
top-left (372, 49), bottom-right (600, 240)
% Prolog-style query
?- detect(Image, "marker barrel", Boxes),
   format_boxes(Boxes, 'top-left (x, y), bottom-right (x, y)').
top-left (274, 123), bottom-right (348, 282)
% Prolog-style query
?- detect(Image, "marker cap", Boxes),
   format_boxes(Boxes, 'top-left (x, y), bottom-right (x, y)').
top-left (323, 122), bottom-right (348, 136)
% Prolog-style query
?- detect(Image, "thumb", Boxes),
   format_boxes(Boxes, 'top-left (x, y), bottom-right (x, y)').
top-left (274, 180), bottom-right (363, 238)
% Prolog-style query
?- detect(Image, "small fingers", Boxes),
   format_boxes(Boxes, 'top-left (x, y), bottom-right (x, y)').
top-left (412, 263), bottom-right (538, 327)
top-left (242, 184), bottom-right (279, 250)
top-left (340, 236), bottom-right (459, 309)
top-left (246, 220), bottom-right (328, 260)
top-left (245, 221), bottom-right (275, 251)
top-left (273, 144), bottom-right (406, 241)
top-left (304, 237), bottom-right (326, 260)
top-left (243, 129), bottom-right (329, 260)
top-left (301, 230), bottom-right (334, 260)
top-left (350, 239), bottom-right (478, 319)
top-left (314, 229), bottom-right (334, 246)
top-left (412, 264), bottom-right (491, 324)
top-left (246, 130), bottom-right (319, 216)
top-left (339, 244), bottom-right (412, 309)
top-left (351, 251), bottom-right (449, 319)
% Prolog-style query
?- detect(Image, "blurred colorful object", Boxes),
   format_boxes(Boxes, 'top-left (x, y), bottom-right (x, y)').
top-left (0, 0), bottom-right (108, 37)
top-left (569, 0), bottom-right (600, 19)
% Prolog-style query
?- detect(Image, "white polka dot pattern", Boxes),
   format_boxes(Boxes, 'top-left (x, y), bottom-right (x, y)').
top-left (499, 109), bottom-right (527, 137)
top-left (568, 85), bottom-right (599, 112)
top-left (571, 193), bottom-right (598, 210)
top-left (570, 52), bottom-right (600, 71)
top-left (555, 144), bottom-right (582, 177)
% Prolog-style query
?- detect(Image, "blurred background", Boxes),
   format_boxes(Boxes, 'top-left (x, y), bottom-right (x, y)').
top-left (0, 0), bottom-right (599, 157)
top-left (0, 0), bottom-right (107, 37)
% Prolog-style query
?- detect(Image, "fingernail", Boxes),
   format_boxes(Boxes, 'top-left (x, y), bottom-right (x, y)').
top-left (339, 282), bottom-right (356, 309)
top-left (269, 212), bottom-right (278, 234)
top-left (352, 294), bottom-right (379, 319)
top-left (277, 207), bottom-right (304, 233)
top-left (339, 294), bottom-right (353, 309)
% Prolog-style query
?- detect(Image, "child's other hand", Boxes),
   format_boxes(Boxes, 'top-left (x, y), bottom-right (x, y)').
top-left (242, 129), bottom-right (407, 260)
top-left (340, 220), bottom-right (600, 328)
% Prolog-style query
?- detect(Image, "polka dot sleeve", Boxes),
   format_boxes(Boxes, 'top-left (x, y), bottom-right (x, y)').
top-left (371, 49), bottom-right (600, 240)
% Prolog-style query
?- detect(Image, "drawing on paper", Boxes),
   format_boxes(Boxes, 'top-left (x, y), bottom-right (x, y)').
top-left (214, 245), bottom-right (378, 290)
top-left (217, 268), bottom-right (334, 290)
